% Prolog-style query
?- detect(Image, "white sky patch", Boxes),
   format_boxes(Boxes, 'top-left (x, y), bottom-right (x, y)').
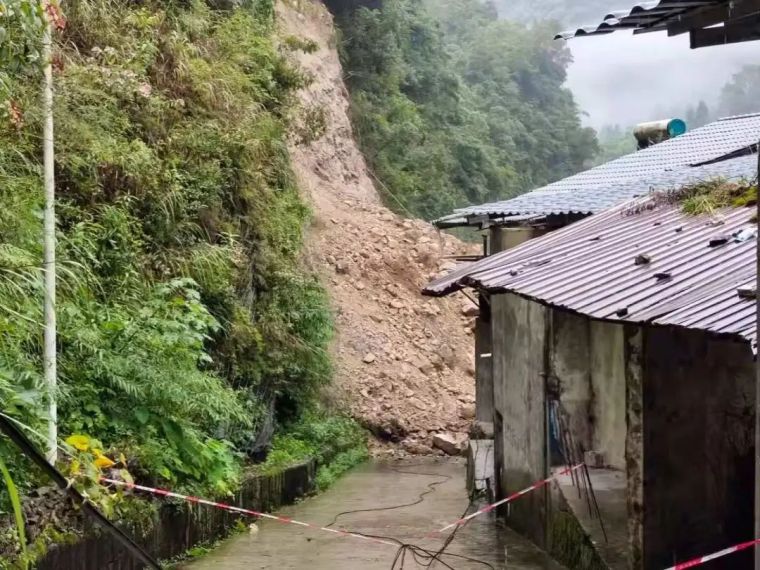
top-left (565, 32), bottom-right (760, 129)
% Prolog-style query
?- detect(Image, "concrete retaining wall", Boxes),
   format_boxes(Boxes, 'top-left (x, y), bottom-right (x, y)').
top-left (35, 460), bottom-right (317, 569)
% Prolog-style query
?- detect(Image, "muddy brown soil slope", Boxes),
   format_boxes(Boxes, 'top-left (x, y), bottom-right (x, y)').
top-left (278, 0), bottom-right (477, 454)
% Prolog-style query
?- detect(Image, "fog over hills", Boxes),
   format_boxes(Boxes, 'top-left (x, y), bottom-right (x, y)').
top-left (491, 0), bottom-right (760, 129)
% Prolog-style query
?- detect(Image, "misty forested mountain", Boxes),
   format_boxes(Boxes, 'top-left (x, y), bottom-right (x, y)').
top-left (334, 0), bottom-right (597, 219)
top-left (719, 65), bottom-right (760, 117)
top-left (490, 0), bottom-right (612, 26)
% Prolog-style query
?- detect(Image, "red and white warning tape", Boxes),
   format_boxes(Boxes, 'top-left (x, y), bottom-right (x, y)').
top-left (102, 464), bottom-right (583, 547)
top-left (434, 463), bottom-right (585, 534)
top-left (100, 478), bottom-right (396, 547)
top-left (664, 538), bottom-right (760, 570)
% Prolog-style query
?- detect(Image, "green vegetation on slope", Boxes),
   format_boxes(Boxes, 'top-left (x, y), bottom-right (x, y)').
top-left (593, 124), bottom-right (636, 165)
top-left (257, 412), bottom-right (368, 490)
top-left (0, 0), bottom-right (362, 518)
top-left (332, 0), bottom-right (597, 220)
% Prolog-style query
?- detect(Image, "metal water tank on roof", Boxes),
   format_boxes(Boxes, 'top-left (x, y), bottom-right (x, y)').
top-left (633, 118), bottom-right (687, 149)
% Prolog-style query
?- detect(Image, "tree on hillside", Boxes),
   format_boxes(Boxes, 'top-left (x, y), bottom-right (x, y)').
top-left (594, 124), bottom-right (635, 165)
top-left (336, 0), bottom-right (596, 219)
top-left (685, 100), bottom-right (712, 128)
top-left (718, 65), bottom-right (760, 117)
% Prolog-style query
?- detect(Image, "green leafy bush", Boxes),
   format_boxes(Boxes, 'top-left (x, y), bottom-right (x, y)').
top-left (257, 412), bottom-right (368, 489)
top-left (0, 0), bottom-right (333, 505)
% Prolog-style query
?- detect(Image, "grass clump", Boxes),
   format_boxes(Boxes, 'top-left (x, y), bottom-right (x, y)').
top-left (257, 411), bottom-right (368, 490)
top-left (282, 35), bottom-right (319, 54)
top-left (678, 179), bottom-right (758, 215)
top-left (625, 178), bottom-right (759, 217)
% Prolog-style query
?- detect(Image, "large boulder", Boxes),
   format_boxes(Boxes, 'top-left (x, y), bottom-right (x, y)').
top-left (432, 432), bottom-right (467, 456)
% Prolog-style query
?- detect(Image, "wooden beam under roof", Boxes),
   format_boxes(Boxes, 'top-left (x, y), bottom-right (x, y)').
top-left (667, 0), bottom-right (760, 36)
top-left (689, 11), bottom-right (760, 47)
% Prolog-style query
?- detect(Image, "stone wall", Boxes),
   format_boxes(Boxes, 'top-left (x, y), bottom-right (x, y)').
top-left (35, 460), bottom-right (317, 570)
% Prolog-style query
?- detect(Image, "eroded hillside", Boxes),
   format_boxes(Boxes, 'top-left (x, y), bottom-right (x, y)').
top-left (279, 0), bottom-right (478, 453)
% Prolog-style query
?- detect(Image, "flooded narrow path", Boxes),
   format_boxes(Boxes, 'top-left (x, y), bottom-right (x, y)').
top-left (183, 458), bottom-right (564, 569)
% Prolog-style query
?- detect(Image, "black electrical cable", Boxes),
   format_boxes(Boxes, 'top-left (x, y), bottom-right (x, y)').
top-left (321, 460), bottom-right (495, 569)
top-left (325, 465), bottom-right (451, 529)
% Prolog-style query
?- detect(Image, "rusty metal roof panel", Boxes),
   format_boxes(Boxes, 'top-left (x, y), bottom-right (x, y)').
top-left (434, 116), bottom-right (760, 226)
top-left (424, 196), bottom-right (757, 347)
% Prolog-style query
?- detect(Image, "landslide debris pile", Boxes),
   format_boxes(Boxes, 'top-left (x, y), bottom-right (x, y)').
top-left (278, 0), bottom-right (477, 454)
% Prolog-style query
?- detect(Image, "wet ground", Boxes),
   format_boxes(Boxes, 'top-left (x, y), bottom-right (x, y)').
top-left (183, 458), bottom-right (564, 569)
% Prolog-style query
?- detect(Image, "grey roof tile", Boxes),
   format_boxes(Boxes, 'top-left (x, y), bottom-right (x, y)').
top-left (437, 114), bottom-right (760, 224)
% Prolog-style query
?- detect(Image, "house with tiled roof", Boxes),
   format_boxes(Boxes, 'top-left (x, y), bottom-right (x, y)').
top-left (424, 117), bottom-right (760, 568)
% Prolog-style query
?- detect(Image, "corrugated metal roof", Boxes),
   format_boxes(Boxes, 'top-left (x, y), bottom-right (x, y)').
top-left (424, 196), bottom-right (757, 347)
top-left (435, 114), bottom-right (760, 226)
top-left (554, 0), bottom-right (725, 40)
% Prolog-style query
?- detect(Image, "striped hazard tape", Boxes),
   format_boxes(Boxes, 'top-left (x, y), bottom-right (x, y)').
top-left (100, 478), bottom-right (397, 547)
top-left (102, 464), bottom-right (584, 548)
top-left (664, 538), bottom-right (760, 570)
top-left (433, 463), bottom-right (585, 534)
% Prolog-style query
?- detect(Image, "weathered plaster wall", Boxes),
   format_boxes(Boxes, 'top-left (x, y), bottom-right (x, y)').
top-left (475, 296), bottom-right (493, 424)
top-left (492, 293), bottom-right (549, 546)
top-left (548, 312), bottom-right (626, 470)
top-left (489, 227), bottom-right (538, 254)
top-left (642, 328), bottom-right (755, 570)
top-left (550, 310), bottom-right (592, 454)
top-left (589, 321), bottom-right (626, 470)
top-left (624, 326), bottom-right (644, 570)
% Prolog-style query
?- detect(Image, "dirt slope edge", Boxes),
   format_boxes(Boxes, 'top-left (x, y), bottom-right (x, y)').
top-left (278, 0), bottom-right (477, 454)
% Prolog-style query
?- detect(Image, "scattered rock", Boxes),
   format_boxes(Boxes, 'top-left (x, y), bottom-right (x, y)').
top-left (363, 353), bottom-right (376, 364)
top-left (402, 439), bottom-right (434, 455)
top-left (459, 403), bottom-right (476, 420)
top-left (432, 433), bottom-right (466, 456)
top-left (461, 303), bottom-right (479, 317)
top-left (408, 397), bottom-right (427, 411)
top-left (281, 0), bottom-right (477, 453)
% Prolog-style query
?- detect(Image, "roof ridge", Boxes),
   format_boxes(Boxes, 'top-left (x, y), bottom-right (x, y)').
top-left (718, 112), bottom-right (760, 122)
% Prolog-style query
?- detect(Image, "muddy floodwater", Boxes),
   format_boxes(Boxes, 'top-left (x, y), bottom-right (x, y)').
top-left (183, 458), bottom-right (564, 569)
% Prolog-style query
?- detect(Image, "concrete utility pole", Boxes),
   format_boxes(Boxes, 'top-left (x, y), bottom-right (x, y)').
top-left (42, 7), bottom-right (57, 464)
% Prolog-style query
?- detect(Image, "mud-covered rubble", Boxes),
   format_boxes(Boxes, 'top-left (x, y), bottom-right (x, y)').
top-left (279, 0), bottom-right (478, 455)
top-left (321, 203), bottom-right (478, 452)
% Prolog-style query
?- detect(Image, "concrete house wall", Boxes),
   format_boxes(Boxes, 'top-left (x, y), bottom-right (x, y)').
top-left (641, 327), bottom-right (755, 569)
top-left (490, 292), bottom-right (755, 569)
top-left (492, 292), bottom-right (549, 544)
top-left (549, 312), bottom-right (627, 470)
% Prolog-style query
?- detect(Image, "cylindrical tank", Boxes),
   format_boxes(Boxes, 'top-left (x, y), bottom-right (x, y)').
top-left (633, 118), bottom-right (687, 149)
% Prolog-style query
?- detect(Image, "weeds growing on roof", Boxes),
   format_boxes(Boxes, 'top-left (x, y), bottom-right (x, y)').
top-left (624, 178), bottom-right (758, 217)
